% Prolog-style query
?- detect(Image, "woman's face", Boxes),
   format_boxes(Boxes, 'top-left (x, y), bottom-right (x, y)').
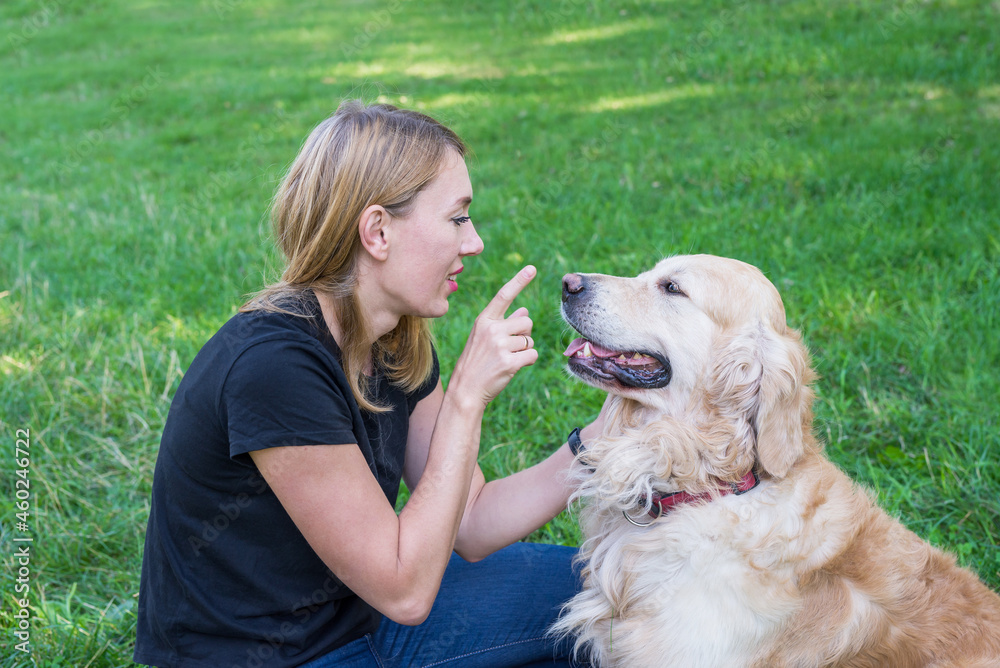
top-left (381, 150), bottom-right (484, 320)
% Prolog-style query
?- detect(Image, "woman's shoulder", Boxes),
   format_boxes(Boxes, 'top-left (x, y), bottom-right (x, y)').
top-left (214, 309), bottom-right (319, 354)
top-left (224, 289), bottom-right (327, 343)
top-left (190, 295), bottom-right (339, 381)
top-left (206, 308), bottom-right (354, 412)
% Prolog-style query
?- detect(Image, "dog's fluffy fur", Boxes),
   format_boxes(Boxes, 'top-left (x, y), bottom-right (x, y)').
top-left (553, 254), bottom-right (1000, 667)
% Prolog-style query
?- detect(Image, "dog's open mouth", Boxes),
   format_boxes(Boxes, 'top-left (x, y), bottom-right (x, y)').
top-left (563, 338), bottom-right (672, 389)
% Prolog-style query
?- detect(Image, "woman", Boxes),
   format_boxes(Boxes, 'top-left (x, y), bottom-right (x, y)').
top-left (134, 100), bottom-right (603, 667)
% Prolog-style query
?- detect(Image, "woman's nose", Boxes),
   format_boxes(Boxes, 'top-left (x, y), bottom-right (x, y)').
top-left (461, 221), bottom-right (485, 256)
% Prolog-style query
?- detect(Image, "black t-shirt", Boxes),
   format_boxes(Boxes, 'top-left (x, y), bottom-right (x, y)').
top-left (134, 293), bottom-right (439, 668)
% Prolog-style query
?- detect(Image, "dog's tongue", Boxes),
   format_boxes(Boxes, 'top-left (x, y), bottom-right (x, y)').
top-left (563, 338), bottom-right (620, 358)
top-left (564, 338), bottom-right (586, 357)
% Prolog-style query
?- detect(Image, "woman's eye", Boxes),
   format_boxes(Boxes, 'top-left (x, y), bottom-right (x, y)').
top-left (451, 216), bottom-right (471, 226)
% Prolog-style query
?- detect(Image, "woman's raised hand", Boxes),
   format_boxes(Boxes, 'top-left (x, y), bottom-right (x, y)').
top-left (450, 265), bottom-right (539, 409)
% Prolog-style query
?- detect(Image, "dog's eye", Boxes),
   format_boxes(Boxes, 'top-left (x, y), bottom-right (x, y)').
top-left (663, 281), bottom-right (684, 295)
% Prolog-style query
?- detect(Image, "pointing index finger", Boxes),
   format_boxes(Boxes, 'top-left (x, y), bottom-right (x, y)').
top-left (482, 265), bottom-right (536, 319)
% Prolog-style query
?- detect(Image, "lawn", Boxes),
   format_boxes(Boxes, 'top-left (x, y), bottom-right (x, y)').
top-left (1, 0), bottom-right (998, 665)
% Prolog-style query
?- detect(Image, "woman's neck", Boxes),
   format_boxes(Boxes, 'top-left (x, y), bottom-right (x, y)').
top-left (314, 289), bottom-right (394, 375)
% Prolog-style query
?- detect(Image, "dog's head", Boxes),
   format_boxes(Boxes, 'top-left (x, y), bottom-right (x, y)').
top-left (562, 254), bottom-right (814, 483)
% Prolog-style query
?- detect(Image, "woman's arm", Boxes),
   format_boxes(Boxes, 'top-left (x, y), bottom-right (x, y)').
top-left (251, 388), bottom-right (482, 626)
top-left (405, 387), bottom-right (607, 563)
top-left (251, 267), bottom-right (538, 625)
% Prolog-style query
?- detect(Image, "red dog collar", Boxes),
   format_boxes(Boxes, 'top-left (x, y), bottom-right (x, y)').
top-left (624, 471), bottom-right (760, 527)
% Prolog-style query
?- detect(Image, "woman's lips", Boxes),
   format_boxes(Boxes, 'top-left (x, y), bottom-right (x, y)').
top-left (446, 266), bottom-right (463, 293)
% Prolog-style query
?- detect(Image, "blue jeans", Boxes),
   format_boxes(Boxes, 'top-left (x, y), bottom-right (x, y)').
top-left (300, 542), bottom-right (587, 667)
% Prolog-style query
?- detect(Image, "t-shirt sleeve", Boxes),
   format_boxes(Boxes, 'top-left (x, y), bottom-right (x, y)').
top-left (222, 337), bottom-right (359, 458)
top-left (407, 345), bottom-right (440, 413)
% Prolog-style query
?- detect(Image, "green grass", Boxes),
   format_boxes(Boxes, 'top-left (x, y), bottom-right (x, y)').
top-left (1, 0), bottom-right (998, 664)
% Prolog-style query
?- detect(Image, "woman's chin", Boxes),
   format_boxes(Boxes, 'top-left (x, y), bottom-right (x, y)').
top-left (420, 299), bottom-right (450, 319)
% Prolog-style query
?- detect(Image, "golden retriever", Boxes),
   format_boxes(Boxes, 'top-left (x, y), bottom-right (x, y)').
top-left (552, 254), bottom-right (1000, 667)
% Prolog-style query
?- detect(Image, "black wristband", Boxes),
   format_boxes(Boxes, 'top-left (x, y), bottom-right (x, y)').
top-left (567, 427), bottom-right (584, 457)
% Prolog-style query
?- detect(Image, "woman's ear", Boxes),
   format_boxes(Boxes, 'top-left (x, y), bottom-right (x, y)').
top-left (357, 204), bottom-right (390, 261)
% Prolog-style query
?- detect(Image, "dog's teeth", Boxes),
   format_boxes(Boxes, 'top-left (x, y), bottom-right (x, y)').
top-left (617, 354), bottom-right (628, 362)
top-left (633, 353), bottom-right (643, 360)
top-left (582, 342), bottom-right (593, 357)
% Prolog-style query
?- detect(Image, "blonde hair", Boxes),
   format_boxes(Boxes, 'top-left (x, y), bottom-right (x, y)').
top-left (243, 100), bottom-right (466, 412)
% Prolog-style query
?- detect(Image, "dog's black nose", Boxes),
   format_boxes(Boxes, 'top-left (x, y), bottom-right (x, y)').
top-left (562, 273), bottom-right (586, 302)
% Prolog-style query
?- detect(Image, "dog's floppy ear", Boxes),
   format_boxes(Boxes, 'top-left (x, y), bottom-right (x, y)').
top-left (708, 325), bottom-right (812, 479)
top-left (753, 326), bottom-right (812, 478)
